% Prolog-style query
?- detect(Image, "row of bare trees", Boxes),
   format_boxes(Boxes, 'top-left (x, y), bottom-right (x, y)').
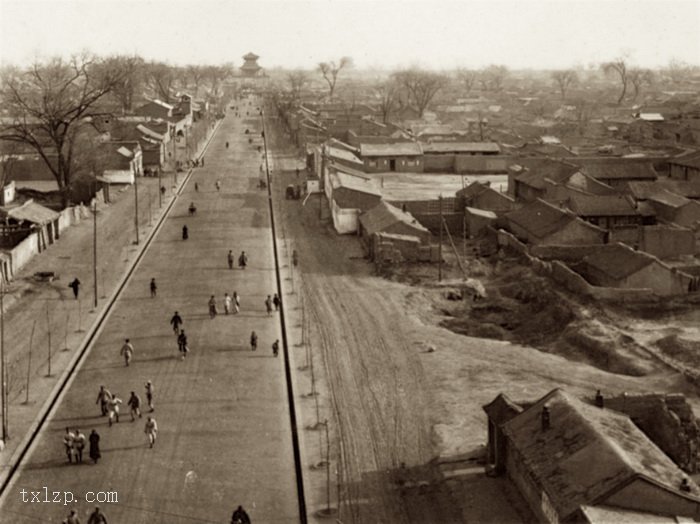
top-left (0, 54), bottom-right (232, 205)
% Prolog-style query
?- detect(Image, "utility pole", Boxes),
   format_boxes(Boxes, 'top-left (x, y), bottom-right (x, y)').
top-left (1, 280), bottom-right (7, 442)
top-left (158, 168), bottom-right (162, 207)
top-left (134, 174), bottom-right (140, 245)
top-left (438, 195), bottom-right (443, 282)
top-left (93, 196), bottom-right (98, 309)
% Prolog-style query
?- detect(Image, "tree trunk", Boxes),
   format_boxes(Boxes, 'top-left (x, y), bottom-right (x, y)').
top-left (617, 82), bottom-right (627, 105)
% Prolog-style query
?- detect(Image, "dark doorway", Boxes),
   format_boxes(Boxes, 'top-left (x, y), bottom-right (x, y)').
top-left (389, 159), bottom-right (396, 171)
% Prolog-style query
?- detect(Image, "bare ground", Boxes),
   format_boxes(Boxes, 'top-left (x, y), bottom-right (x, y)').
top-left (267, 125), bottom-right (699, 524)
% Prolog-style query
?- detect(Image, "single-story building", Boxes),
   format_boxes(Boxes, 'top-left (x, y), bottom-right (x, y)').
top-left (572, 242), bottom-right (695, 296)
top-left (358, 200), bottom-right (431, 254)
top-left (465, 206), bottom-right (497, 237)
top-left (504, 198), bottom-right (608, 246)
top-left (359, 142), bottom-right (423, 173)
top-left (669, 152), bottom-right (700, 183)
top-left (327, 171), bottom-right (382, 234)
top-left (645, 189), bottom-right (700, 229)
top-left (565, 193), bottom-right (648, 230)
top-left (457, 181), bottom-right (515, 214)
top-left (484, 388), bottom-right (700, 523)
top-left (575, 159), bottom-right (659, 189)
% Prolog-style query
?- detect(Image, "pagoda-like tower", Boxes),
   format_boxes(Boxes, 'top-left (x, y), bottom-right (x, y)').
top-left (240, 52), bottom-right (262, 77)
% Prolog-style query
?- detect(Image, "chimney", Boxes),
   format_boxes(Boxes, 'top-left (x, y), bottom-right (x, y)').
top-left (541, 406), bottom-right (551, 431)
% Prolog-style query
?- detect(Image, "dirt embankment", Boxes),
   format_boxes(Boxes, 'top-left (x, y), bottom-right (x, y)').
top-left (397, 256), bottom-right (662, 378)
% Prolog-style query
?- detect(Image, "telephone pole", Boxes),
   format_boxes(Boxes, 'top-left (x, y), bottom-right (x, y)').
top-left (93, 199), bottom-right (98, 308)
top-left (134, 174), bottom-right (140, 245)
top-left (1, 280), bottom-right (7, 442)
top-left (438, 195), bottom-right (443, 282)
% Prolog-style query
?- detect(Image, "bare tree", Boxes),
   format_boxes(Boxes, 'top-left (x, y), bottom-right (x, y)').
top-left (318, 57), bottom-right (352, 99)
top-left (456, 68), bottom-right (478, 95)
top-left (204, 64), bottom-right (231, 99)
top-left (666, 59), bottom-right (690, 85)
top-left (186, 65), bottom-right (206, 97)
top-left (479, 65), bottom-right (509, 91)
top-left (551, 69), bottom-right (578, 100)
top-left (373, 80), bottom-right (399, 123)
top-left (601, 58), bottom-right (629, 105)
top-left (144, 61), bottom-right (177, 103)
top-left (0, 55), bottom-right (127, 205)
top-left (287, 70), bottom-right (310, 101)
top-left (392, 69), bottom-right (446, 118)
top-left (103, 55), bottom-right (144, 114)
top-left (628, 68), bottom-right (653, 101)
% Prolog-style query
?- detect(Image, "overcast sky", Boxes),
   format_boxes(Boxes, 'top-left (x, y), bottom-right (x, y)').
top-left (1, 0), bottom-right (698, 70)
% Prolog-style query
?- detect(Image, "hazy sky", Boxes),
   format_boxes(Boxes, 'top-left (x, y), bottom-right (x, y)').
top-left (1, 0), bottom-right (698, 70)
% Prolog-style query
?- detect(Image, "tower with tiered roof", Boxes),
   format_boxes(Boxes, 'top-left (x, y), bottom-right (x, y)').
top-left (240, 52), bottom-right (262, 77)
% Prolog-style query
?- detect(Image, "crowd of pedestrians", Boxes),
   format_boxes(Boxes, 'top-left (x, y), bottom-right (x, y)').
top-left (58, 97), bottom-right (271, 524)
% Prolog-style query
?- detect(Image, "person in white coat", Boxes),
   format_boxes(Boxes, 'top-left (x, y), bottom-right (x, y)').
top-left (145, 417), bottom-right (158, 448)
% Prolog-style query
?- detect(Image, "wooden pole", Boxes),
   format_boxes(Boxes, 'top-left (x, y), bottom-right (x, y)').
top-left (46, 301), bottom-right (52, 377)
top-left (438, 195), bottom-right (443, 282)
top-left (25, 320), bottom-right (36, 404)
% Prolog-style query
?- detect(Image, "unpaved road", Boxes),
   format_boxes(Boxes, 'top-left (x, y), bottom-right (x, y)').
top-left (267, 115), bottom-right (698, 523)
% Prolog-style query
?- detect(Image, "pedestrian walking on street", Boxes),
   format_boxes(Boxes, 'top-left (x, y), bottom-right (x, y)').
top-left (64, 509), bottom-right (81, 524)
top-left (145, 417), bottom-right (158, 448)
top-left (178, 330), bottom-right (189, 359)
top-left (74, 429), bottom-right (86, 463)
top-left (63, 428), bottom-right (75, 463)
top-left (233, 291), bottom-right (240, 314)
top-left (68, 278), bottom-right (81, 299)
top-left (250, 331), bottom-right (257, 351)
top-left (170, 311), bottom-right (183, 334)
top-left (224, 293), bottom-right (232, 315)
top-left (128, 392), bottom-right (142, 421)
top-left (195, 182), bottom-right (199, 192)
top-left (208, 295), bottom-right (218, 318)
top-left (120, 339), bottom-right (134, 366)
top-left (238, 251), bottom-right (248, 269)
top-left (88, 430), bottom-right (101, 464)
top-left (215, 180), bottom-right (221, 192)
top-left (145, 381), bottom-right (155, 412)
top-left (226, 141), bottom-right (229, 148)
top-left (87, 506), bottom-right (107, 524)
top-left (150, 278), bottom-right (157, 298)
top-left (95, 386), bottom-right (112, 417)
top-left (160, 185), bottom-right (166, 198)
top-left (272, 339), bottom-right (279, 357)
top-left (273, 293), bottom-right (280, 311)
top-left (182, 225), bottom-right (189, 240)
top-left (107, 395), bottom-right (122, 427)
top-left (228, 250), bottom-right (234, 269)
top-left (265, 295), bottom-right (273, 316)
top-left (231, 505), bottom-right (251, 524)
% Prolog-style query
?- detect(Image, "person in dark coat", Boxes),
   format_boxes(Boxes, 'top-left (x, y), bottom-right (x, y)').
top-left (178, 330), bottom-right (188, 359)
top-left (68, 278), bottom-right (81, 299)
top-left (170, 311), bottom-right (183, 334)
top-left (231, 505), bottom-right (251, 524)
top-left (87, 506), bottom-right (107, 524)
top-left (182, 225), bottom-right (188, 240)
top-left (150, 278), bottom-right (157, 298)
top-left (238, 251), bottom-right (248, 269)
top-left (88, 430), bottom-right (101, 464)
top-left (272, 293), bottom-right (280, 311)
top-left (250, 331), bottom-right (257, 351)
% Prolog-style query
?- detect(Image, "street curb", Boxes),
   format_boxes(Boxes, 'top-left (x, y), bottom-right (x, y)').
top-left (0, 118), bottom-right (223, 501)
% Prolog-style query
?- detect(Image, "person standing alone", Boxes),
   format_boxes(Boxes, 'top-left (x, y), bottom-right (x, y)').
top-left (150, 278), bottom-right (157, 298)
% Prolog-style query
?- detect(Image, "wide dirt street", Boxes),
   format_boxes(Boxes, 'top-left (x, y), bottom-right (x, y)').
top-left (0, 103), bottom-right (300, 523)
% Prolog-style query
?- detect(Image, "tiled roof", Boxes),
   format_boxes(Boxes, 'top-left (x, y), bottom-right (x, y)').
top-left (359, 200), bottom-right (429, 236)
top-left (567, 194), bottom-right (639, 217)
top-left (421, 142), bottom-right (500, 154)
top-left (513, 159), bottom-right (581, 189)
top-left (647, 189), bottom-right (693, 208)
top-left (359, 142), bottom-right (422, 157)
top-left (575, 160), bottom-right (658, 181)
top-left (670, 152), bottom-right (700, 170)
top-left (581, 242), bottom-right (655, 280)
top-left (502, 388), bottom-right (700, 521)
top-left (3, 200), bottom-right (59, 224)
top-left (505, 199), bottom-right (584, 239)
top-left (327, 146), bottom-right (363, 165)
